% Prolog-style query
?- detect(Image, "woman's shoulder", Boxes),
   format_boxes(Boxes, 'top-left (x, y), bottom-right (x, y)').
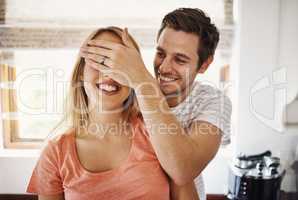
top-left (53, 127), bottom-right (75, 138)
top-left (42, 128), bottom-right (76, 155)
top-left (49, 128), bottom-right (75, 143)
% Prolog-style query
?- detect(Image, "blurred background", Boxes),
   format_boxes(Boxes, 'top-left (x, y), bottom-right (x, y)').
top-left (0, 0), bottom-right (297, 199)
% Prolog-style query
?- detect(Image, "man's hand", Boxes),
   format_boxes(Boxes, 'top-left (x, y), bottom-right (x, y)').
top-left (80, 28), bottom-right (154, 88)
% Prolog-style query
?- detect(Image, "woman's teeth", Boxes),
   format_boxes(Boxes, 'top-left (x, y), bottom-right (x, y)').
top-left (159, 75), bottom-right (176, 82)
top-left (98, 84), bottom-right (118, 92)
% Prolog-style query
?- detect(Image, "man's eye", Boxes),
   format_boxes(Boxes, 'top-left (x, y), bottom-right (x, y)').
top-left (175, 58), bottom-right (186, 64)
top-left (157, 52), bottom-right (165, 58)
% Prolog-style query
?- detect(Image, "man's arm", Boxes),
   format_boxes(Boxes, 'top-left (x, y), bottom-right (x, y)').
top-left (135, 81), bottom-right (222, 186)
top-left (170, 180), bottom-right (200, 200)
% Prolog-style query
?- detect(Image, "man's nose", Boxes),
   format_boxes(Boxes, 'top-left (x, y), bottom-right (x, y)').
top-left (158, 58), bottom-right (172, 74)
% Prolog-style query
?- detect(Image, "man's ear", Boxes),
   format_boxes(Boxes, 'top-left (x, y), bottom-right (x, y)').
top-left (197, 56), bottom-right (214, 74)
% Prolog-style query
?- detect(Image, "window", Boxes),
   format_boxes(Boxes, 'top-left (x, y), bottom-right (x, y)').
top-left (0, 0), bottom-right (233, 148)
top-left (0, 50), bottom-right (76, 148)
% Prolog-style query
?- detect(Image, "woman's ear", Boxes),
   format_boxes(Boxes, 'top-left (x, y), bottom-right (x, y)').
top-left (198, 56), bottom-right (214, 74)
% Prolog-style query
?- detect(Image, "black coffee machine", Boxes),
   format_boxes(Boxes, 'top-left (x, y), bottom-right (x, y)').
top-left (227, 151), bottom-right (285, 200)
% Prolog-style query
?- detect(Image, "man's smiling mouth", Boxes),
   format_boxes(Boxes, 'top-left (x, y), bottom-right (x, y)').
top-left (158, 74), bottom-right (179, 83)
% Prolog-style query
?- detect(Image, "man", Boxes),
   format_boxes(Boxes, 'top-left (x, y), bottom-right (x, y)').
top-left (81, 8), bottom-right (232, 200)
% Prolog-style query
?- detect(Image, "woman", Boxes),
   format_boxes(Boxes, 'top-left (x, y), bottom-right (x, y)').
top-left (26, 27), bottom-right (171, 200)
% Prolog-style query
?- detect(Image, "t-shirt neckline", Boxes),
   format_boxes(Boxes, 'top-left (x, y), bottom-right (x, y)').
top-left (70, 122), bottom-right (136, 177)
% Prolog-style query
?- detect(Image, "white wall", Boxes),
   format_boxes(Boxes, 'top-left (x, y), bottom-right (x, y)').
top-left (280, 0), bottom-right (298, 101)
top-left (0, 156), bottom-right (37, 193)
top-left (234, 0), bottom-right (298, 191)
top-left (235, 0), bottom-right (281, 154)
top-left (5, 0), bottom-right (224, 26)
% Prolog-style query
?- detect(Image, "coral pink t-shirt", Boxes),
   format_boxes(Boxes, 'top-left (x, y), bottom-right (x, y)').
top-left (26, 117), bottom-right (170, 200)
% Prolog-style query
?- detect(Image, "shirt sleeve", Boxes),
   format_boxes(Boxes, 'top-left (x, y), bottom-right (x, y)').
top-left (26, 140), bottom-right (64, 195)
top-left (191, 88), bottom-right (232, 146)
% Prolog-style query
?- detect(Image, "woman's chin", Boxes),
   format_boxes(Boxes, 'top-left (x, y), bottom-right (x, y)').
top-left (91, 102), bottom-right (124, 113)
top-left (90, 91), bottom-right (129, 110)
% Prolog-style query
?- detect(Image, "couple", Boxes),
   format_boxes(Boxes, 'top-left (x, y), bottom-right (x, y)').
top-left (27, 8), bottom-right (232, 200)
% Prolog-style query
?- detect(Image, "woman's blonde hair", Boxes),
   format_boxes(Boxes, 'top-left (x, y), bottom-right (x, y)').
top-left (50, 26), bottom-right (141, 138)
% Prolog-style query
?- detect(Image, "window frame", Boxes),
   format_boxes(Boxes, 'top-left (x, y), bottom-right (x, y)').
top-left (0, 63), bottom-right (43, 148)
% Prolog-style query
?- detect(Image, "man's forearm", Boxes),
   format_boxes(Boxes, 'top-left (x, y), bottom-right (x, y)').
top-left (170, 179), bottom-right (200, 200)
top-left (134, 80), bottom-right (199, 185)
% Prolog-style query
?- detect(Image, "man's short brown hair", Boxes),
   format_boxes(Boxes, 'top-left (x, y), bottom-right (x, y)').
top-left (157, 8), bottom-right (220, 68)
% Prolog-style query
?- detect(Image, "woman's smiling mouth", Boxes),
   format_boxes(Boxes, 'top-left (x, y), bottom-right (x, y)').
top-left (95, 80), bottom-right (121, 95)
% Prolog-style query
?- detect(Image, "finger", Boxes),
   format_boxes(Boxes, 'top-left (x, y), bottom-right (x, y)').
top-left (85, 58), bottom-right (111, 73)
top-left (99, 57), bottom-right (114, 68)
top-left (122, 28), bottom-right (135, 49)
top-left (108, 72), bottom-right (130, 87)
top-left (87, 39), bottom-right (123, 50)
top-left (81, 51), bottom-right (117, 70)
top-left (80, 52), bottom-right (105, 64)
top-left (82, 54), bottom-right (115, 70)
top-left (80, 46), bottom-right (113, 59)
